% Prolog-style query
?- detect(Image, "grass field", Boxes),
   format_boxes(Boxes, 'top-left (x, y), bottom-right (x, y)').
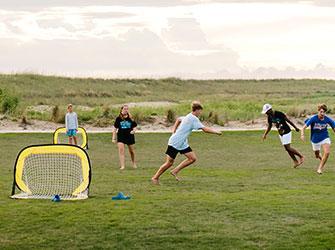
top-left (2, 74), bottom-right (335, 125)
top-left (1, 131), bottom-right (335, 249)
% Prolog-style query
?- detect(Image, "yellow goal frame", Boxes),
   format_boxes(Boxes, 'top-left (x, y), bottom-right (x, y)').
top-left (53, 127), bottom-right (88, 149)
top-left (11, 144), bottom-right (91, 200)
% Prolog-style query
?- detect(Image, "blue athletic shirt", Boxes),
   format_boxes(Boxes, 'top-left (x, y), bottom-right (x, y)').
top-left (305, 115), bottom-right (335, 143)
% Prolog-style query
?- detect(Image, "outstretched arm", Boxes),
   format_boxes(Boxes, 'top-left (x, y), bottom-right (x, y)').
top-left (262, 123), bottom-right (272, 140)
top-left (285, 115), bottom-right (299, 132)
top-left (201, 126), bottom-right (222, 135)
top-left (300, 124), bottom-right (307, 141)
top-left (172, 118), bottom-right (182, 133)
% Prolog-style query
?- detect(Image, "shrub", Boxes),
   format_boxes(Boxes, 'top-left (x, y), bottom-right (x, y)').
top-left (132, 111), bottom-right (144, 123)
top-left (51, 105), bottom-right (60, 122)
top-left (166, 109), bottom-right (176, 124)
top-left (0, 89), bottom-right (19, 114)
top-left (208, 111), bottom-right (220, 125)
top-left (102, 106), bottom-right (112, 118)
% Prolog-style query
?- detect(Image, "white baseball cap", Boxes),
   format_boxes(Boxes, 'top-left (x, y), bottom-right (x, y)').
top-left (262, 104), bottom-right (272, 114)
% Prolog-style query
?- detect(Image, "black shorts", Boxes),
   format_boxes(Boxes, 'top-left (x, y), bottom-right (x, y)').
top-left (117, 134), bottom-right (135, 145)
top-left (165, 145), bottom-right (192, 159)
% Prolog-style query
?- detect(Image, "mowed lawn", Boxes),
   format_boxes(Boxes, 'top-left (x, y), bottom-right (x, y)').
top-left (1, 131), bottom-right (335, 249)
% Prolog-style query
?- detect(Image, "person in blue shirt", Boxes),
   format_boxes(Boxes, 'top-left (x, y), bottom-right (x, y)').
top-left (151, 101), bottom-right (222, 185)
top-left (301, 104), bottom-right (335, 174)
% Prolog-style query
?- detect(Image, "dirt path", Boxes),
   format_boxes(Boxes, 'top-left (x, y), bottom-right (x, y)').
top-left (0, 117), bottom-right (272, 133)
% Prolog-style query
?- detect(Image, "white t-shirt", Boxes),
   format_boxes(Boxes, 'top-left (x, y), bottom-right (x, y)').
top-left (168, 113), bottom-right (205, 150)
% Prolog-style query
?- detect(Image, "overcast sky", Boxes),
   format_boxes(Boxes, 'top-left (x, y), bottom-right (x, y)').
top-left (1, 0), bottom-right (335, 79)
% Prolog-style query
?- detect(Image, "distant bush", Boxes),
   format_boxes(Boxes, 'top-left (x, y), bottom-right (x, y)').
top-left (132, 111), bottom-right (143, 123)
top-left (166, 109), bottom-right (176, 124)
top-left (287, 107), bottom-right (308, 118)
top-left (101, 106), bottom-right (112, 118)
top-left (51, 105), bottom-right (60, 122)
top-left (50, 105), bottom-right (65, 123)
top-left (0, 88), bottom-right (19, 114)
top-left (208, 111), bottom-right (219, 125)
top-left (94, 118), bottom-right (111, 127)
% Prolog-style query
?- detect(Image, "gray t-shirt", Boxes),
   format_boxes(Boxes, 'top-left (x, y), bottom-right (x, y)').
top-left (65, 112), bottom-right (78, 130)
top-left (168, 113), bottom-right (205, 150)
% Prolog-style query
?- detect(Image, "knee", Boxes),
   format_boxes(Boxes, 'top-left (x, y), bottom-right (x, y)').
top-left (324, 151), bottom-right (330, 157)
top-left (129, 148), bottom-right (135, 154)
top-left (189, 156), bottom-right (197, 163)
top-left (167, 159), bottom-right (174, 166)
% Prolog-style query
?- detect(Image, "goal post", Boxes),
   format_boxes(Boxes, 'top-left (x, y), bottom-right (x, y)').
top-left (53, 127), bottom-right (89, 149)
top-left (11, 144), bottom-right (92, 200)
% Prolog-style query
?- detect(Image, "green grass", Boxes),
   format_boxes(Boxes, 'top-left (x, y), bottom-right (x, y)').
top-left (2, 74), bottom-right (335, 125)
top-left (1, 131), bottom-right (335, 249)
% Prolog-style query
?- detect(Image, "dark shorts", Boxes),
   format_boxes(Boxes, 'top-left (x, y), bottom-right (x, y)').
top-left (117, 134), bottom-right (135, 145)
top-left (165, 145), bottom-right (192, 159)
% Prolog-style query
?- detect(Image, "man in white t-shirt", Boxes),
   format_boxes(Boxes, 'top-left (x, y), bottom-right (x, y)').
top-left (151, 101), bottom-right (222, 185)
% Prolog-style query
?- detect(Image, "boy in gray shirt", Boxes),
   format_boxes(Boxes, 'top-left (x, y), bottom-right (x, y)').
top-left (65, 104), bottom-right (78, 145)
top-left (152, 101), bottom-right (222, 185)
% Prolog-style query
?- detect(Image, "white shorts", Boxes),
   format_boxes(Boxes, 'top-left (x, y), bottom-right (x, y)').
top-left (279, 132), bottom-right (292, 145)
top-left (312, 138), bottom-right (331, 151)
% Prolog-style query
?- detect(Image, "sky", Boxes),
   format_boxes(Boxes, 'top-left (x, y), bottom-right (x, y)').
top-left (0, 0), bottom-right (335, 79)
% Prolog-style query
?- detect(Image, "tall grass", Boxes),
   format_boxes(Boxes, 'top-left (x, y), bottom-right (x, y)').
top-left (1, 74), bottom-right (335, 126)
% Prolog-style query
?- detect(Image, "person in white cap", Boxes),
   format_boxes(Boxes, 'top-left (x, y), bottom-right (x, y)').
top-left (262, 103), bottom-right (304, 168)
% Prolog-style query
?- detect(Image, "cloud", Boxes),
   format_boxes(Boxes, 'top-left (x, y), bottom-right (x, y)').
top-left (1, 0), bottom-right (335, 10)
top-left (0, 1), bottom-right (334, 79)
top-left (0, 28), bottom-right (240, 77)
top-left (162, 17), bottom-right (210, 51)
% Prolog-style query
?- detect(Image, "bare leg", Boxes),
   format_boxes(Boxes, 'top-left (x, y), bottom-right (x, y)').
top-left (117, 143), bottom-right (126, 170)
top-left (73, 136), bottom-right (77, 145)
top-left (69, 136), bottom-right (73, 145)
top-left (151, 156), bottom-right (174, 184)
top-left (128, 144), bottom-right (137, 168)
top-left (284, 144), bottom-right (299, 167)
top-left (170, 151), bottom-right (197, 181)
top-left (317, 143), bottom-right (330, 174)
top-left (314, 150), bottom-right (322, 161)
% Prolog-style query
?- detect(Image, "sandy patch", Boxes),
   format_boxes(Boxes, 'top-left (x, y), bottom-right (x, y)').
top-left (0, 114), bottom-right (317, 133)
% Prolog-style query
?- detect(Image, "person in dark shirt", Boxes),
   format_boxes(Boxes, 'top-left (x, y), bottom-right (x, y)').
top-left (112, 105), bottom-right (137, 170)
top-left (262, 103), bottom-right (304, 168)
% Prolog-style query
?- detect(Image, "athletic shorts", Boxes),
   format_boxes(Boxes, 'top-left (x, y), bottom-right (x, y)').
top-left (279, 132), bottom-right (292, 145)
top-left (117, 134), bottom-right (135, 145)
top-left (66, 129), bottom-right (77, 137)
top-left (165, 145), bottom-right (192, 159)
top-left (312, 138), bottom-right (331, 151)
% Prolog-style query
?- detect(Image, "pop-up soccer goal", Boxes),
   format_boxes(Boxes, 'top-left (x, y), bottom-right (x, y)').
top-left (11, 144), bottom-right (91, 200)
top-left (53, 127), bottom-right (88, 149)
